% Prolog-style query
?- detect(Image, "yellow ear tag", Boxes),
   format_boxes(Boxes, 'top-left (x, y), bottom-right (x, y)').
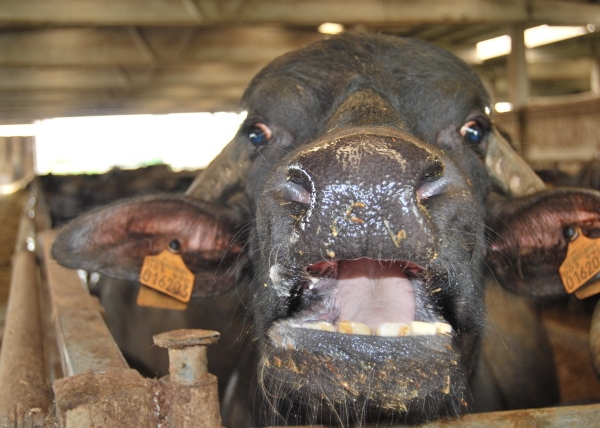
top-left (138, 240), bottom-right (195, 304)
top-left (559, 227), bottom-right (600, 299)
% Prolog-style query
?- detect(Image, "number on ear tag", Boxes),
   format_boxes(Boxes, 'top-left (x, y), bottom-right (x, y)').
top-left (139, 249), bottom-right (195, 303)
top-left (136, 284), bottom-right (188, 310)
top-left (559, 228), bottom-right (600, 299)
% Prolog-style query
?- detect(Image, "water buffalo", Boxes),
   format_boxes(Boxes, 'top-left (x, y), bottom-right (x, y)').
top-left (39, 165), bottom-right (197, 226)
top-left (50, 33), bottom-right (600, 426)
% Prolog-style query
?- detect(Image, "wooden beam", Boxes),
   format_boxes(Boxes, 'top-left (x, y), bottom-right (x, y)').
top-left (0, 0), bottom-right (202, 25)
top-left (592, 57), bottom-right (600, 94)
top-left (0, 63), bottom-right (259, 90)
top-left (245, 0), bottom-right (526, 25)
top-left (124, 63), bottom-right (263, 86)
top-left (437, 25), bottom-right (506, 46)
top-left (0, 67), bottom-right (131, 90)
top-left (0, 83), bottom-right (245, 123)
top-left (530, 0), bottom-right (600, 26)
top-left (0, 28), bottom-right (153, 66)
top-left (482, 59), bottom-right (592, 81)
top-left (184, 27), bottom-right (324, 63)
top-left (0, 27), bottom-right (323, 66)
top-left (1, 0), bottom-right (596, 26)
top-left (0, 97), bottom-right (242, 123)
top-left (127, 27), bottom-right (159, 64)
top-left (400, 25), bottom-right (458, 41)
top-left (527, 33), bottom-right (600, 62)
top-left (529, 59), bottom-right (591, 81)
top-left (0, 85), bottom-right (245, 105)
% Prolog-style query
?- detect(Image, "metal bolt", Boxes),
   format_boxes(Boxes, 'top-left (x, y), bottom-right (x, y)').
top-left (153, 329), bottom-right (219, 385)
top-left (563, 225), bottom-right (578, 240)
top-left (168, 239), bottom-right (181, 253)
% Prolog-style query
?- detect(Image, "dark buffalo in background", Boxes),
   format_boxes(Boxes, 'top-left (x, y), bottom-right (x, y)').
top-left (38, 164), bottom-right (198, 226)
top-left (49, 33), bottom-right (600, 426)
top-left (536, 159), bottom-right (600, 192)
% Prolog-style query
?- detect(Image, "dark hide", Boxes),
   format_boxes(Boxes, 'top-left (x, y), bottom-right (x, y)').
top-left (50, 33), bottom-right (600, 426)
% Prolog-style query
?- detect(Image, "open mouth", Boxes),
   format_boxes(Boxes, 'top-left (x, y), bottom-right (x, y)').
top-left (262, 257), bottom-right (465, 417)
top-left (285, 257), bottom-right (452, 338)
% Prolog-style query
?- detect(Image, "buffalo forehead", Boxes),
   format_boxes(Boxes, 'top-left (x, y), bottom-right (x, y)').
top-left (243, 33), bottom-right (490, 144)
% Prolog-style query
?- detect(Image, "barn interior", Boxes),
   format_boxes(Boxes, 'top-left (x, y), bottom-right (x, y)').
top-left (1, 0), bottom-right (600, 426)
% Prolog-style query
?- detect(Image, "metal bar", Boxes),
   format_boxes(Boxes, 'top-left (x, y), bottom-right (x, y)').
top-left (0, 249), bottom-right (50, 427)
top-left (267, 403), bottom-right (600, 427)
top-left (0, 0), bottom-right (577, 26)
top-left (39, 229), bottom-right (128, 376)
top-left (418, 402), bottom-right (600, 427)
top-left (13, 190), bottom-right (36, 254)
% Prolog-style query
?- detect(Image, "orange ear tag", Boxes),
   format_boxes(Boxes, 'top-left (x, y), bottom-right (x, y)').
top-left (559, 227), bottom-right (600, 299)
top-left (136, 285), bottom-right (188, 311)
top-left (137, 240), bottom-right (195, 308)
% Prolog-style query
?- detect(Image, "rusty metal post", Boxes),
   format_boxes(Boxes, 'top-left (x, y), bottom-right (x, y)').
top-left (154, 329), bottom-right (224, 428)
top-left (0, 250), bottom-right (51, 427)
top-left (154, 329), bottom-right (218, 385)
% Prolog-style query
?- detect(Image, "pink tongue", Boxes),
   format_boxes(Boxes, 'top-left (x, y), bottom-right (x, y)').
top-left (336, 259), bottom-right (416, 331)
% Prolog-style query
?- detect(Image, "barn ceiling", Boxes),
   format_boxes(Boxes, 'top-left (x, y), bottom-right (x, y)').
top-left (0, 0), bottom-right (600, 124)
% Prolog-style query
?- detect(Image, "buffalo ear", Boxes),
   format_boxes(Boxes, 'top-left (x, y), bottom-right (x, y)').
top-left (51, 194), bottom-right (243, 297)
top-left (485, 188), bottom-right (600, 297)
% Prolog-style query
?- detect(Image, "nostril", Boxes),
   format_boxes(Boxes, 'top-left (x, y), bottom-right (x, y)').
top-left (283, 166), bottom-right (313, 205)
top-left (416, 176), bottom-right (446, 201)
top-left (283, 181), bottom-right (311, 205)
top-left (416, 163), bottom-right (446, 201)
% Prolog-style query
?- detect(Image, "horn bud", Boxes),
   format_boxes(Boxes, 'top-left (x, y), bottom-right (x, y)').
top-left (485, 129), bottom-right (546, 197)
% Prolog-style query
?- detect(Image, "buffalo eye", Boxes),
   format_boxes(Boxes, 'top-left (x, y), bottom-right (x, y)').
top-left (247, 123), bottom-right (272, 146)
top-left (460, 120), bottom-right (485, 147)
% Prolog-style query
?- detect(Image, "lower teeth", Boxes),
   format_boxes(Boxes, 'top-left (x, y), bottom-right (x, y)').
top-left (296, 320), bottom-right (452, 337)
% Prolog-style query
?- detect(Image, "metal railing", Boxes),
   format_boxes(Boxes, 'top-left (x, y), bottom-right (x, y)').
top-left (1, 185), bottom-right (600, 427)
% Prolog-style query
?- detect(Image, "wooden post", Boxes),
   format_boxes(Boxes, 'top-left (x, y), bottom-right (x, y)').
top-left (508, 24), bottom-right (529, 110)
top-left (592, 57), bottom-right (600, 95)
top-left (507, 25), bottom-right (529, 155)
